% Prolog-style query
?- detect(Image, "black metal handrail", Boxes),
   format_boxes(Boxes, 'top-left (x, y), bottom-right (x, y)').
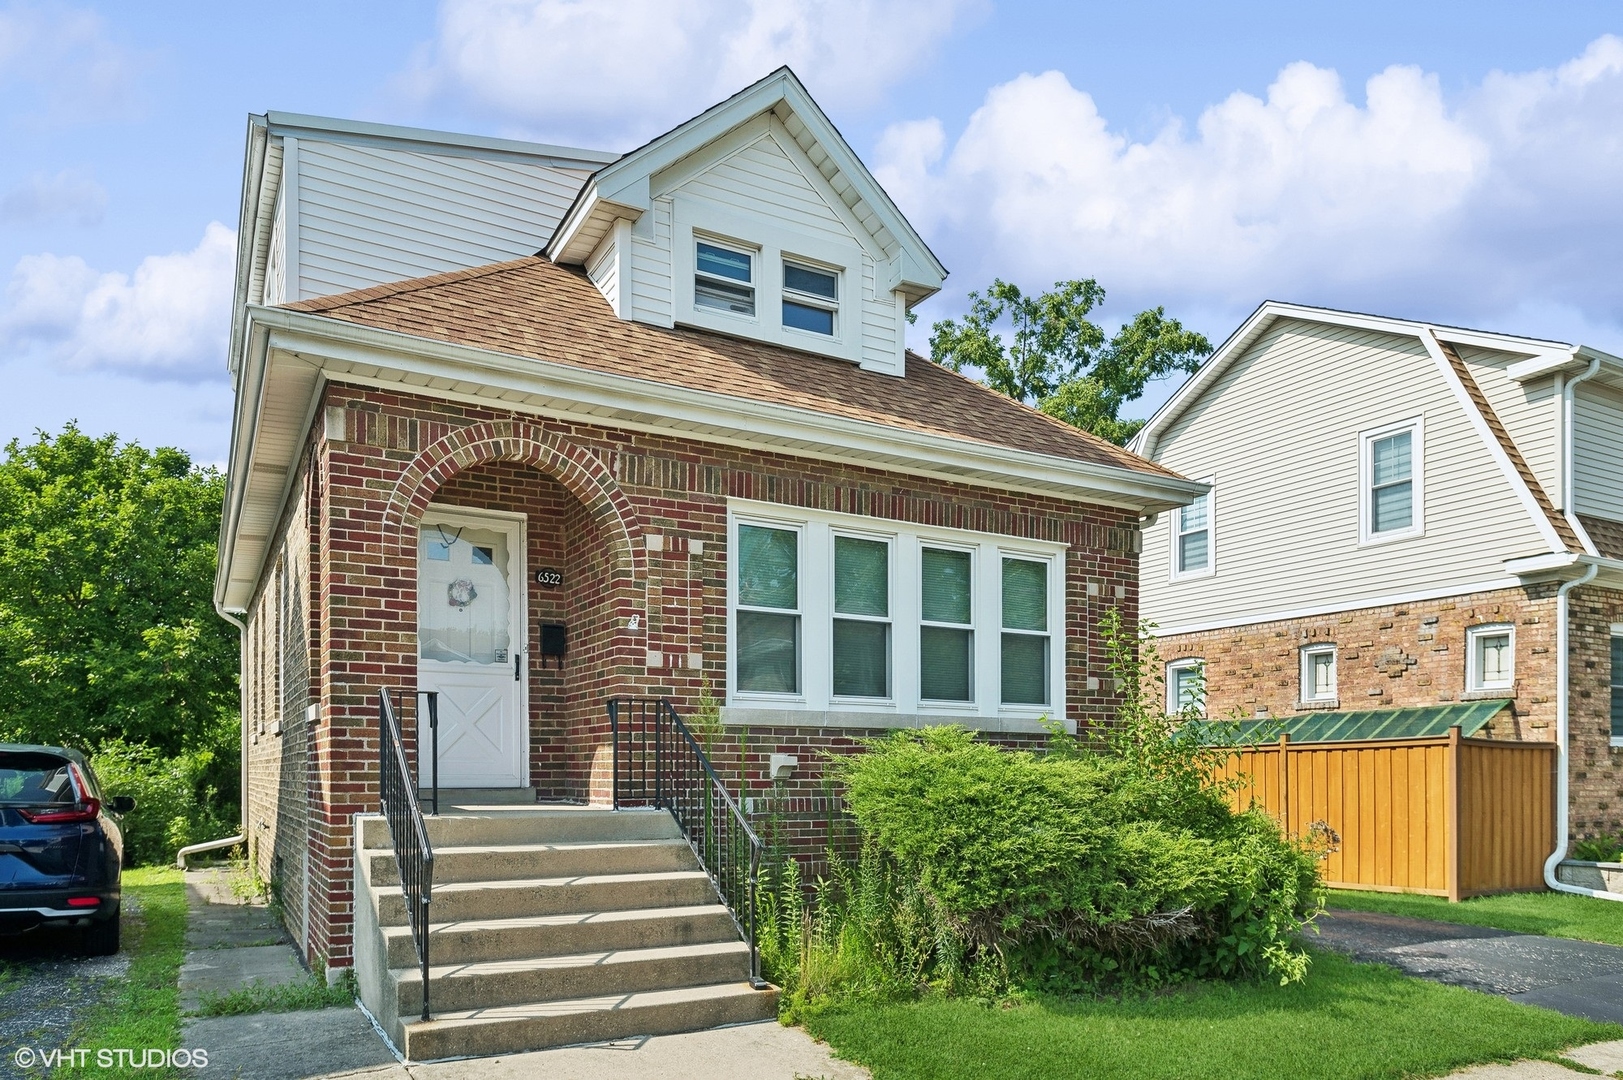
top-left (608, 697), bottom-right (767, 990)
top-left (378, 689), bottom-right (434, 1021)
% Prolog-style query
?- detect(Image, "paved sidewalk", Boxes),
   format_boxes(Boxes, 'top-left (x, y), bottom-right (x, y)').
top-left (1315, 909), bottom-right (1623, 1024)
top-left (1444, 1038), bottom-right (1623, 1077)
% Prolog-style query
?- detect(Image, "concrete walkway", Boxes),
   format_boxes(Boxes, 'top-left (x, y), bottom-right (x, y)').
top-left (1446, 1039), bottom-right (1623, 1077)
top-left (1315, 909), bottom-right (1623, 1025)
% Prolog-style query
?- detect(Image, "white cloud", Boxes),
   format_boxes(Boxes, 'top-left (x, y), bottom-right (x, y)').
top-left (879, 36), bottom-right (1623, 349)
top-left (0, 1), bottom-right (144, 124)
top-left (1, 169), bottom-right (106, 224)
top-left (405, 0), bottom-right (982, 146)
top-left (0, 222), bottom-right (236, 381)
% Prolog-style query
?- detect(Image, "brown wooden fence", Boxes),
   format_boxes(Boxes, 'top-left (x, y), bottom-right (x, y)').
top-left (1215, 727), bottom-right (1557, 899)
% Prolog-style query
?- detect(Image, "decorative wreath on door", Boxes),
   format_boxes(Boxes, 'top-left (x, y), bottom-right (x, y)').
top-left (447, 579), bottom-right (478, 608)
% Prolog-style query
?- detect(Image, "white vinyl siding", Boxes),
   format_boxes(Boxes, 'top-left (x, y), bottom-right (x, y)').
top-left (292, 139), bottom-right (591, 300)
top-left (629, 197), bottom-right (675, 327)
top-left (1574, 385), bottom-right (1623, 521)
top-left (1457, 345), bottom-right (1561, 507)
top-left (1142, 320), bottom-right (1549, 632)
top-left (585, 235), bottom-right (619, 316)
top-left (263, 187), bottom-right (288, 306)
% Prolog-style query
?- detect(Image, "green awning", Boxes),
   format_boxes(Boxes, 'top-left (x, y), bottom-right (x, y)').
top-left (1193, 699), bottom-right (1512, 745)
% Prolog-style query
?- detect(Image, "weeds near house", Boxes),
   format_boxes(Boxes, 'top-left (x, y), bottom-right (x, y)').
top-left (192, 969), bottom-right (356, 1017)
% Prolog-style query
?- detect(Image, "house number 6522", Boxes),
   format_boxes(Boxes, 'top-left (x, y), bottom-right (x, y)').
top-left (535, 568), bottom-right (563, 588)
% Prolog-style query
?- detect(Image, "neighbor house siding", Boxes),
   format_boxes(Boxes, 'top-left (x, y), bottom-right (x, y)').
top-left (628, 197), bottom-right (674, 326)
top-left (1141, 319), bottom-right (1550, 633)
top-left (292, 139), bottom-right (591, 300)
top-left (1456, 344), bottom-right (1561, 508)
top-left (1574, 384), bottom-right (1623, 522)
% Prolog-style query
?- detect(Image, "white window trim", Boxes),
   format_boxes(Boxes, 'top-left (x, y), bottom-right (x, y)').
top-left (725, 500), bottom-right (1066, 724)
top-left (1166, 658), bottom-right (1205, 717)
top-left (917, 539), bottom-right (977, 708)
top-left (1465, 623), bottom-right (1515, 693)
top-left (673, 195), bottom-right (863, 363)
top-left (1300, 644), bottom-right (1338, 704)
top-left (828, 528), bottom-right (894, 704)
top-left (999, 553), bottom-right (1054, 708)
top-left (1169, 479), bottom-right (1215, 581)
top-left (731, 517), bottom-right (806, 703)
top-left (1609, 622), bottom-right (1623, 748)
top-left (1359, 418), bottom-right (1425, 546)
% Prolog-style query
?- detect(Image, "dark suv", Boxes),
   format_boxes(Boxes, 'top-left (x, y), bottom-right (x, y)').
top-left (0, 745), bottom-right (133, 955)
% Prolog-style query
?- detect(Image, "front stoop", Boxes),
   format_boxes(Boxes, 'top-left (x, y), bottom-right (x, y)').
top-left (353, 807), bottom-right (778, 1061)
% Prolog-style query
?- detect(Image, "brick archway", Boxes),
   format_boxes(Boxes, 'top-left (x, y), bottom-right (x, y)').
top-left (382, 419), bottom-right (644, 579)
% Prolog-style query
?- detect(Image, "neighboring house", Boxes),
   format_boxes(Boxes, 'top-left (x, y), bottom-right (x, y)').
top-left (217, 68), bottom-right (1199, 1047)
top-left (1130, 301), bottom-right (1623, 869)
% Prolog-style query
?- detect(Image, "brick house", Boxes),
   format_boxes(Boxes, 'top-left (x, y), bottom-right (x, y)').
top-left (1129, 302), bottom-right (1623, 894)
top-left (215, 67), bottom-right (1200, 1012)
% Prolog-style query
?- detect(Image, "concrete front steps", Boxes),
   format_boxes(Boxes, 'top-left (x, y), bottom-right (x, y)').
top-left (353, 807), bottom-right (777, 1062)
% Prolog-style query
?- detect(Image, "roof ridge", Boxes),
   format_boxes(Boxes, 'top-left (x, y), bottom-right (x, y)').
top-left (283, 257), bottom-right (543, 313)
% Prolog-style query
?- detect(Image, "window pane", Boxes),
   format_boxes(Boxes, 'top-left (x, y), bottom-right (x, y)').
top-left (921, 549), bottom-right (971, 625)
top-left (835, 536), bottom-right (888, 617)
top-left (738, 524), bottom-right (797, 609)
top-left (1372, 480), bottom-right (1413, 533)
top-left (696, 277), bottom-right (756, 316)
top-left (1180, 492), bottom-right (1208, 532)
top-left (737, 610), bottom-right (799, 693)
top-left (920, 626), bottom-right (971, 701)
top-left (1001, 633), bottom-right (1047, 704)
top-left (697, 242), bottom-right (751, 283)
top-left (834, 619), bottom-right (889, 697)
top-left (1479, 633), bottom-right (1510, 684)
top-left (782, 300), bottom-right (834, 335)
top-left (1310, 652), bottom-right (1335, 697)
top-left (1372, 432), bottom-right (1412, 485)
top-left (784, 263), bottom-right (837, 299)
top-left (1178, 529), bottom-right (1209, 572)
top-left (1001, 559), bottom-right (1047, 631)
top-left (1172, 665), bottom-right (1204, 711)
top-left (1612, 637), bottom-right (1623, 738)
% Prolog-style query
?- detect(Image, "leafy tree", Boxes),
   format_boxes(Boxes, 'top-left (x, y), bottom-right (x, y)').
top-left (928, 279), bottom-right (1213, 444)
top-left (0, 425), bottom-right (237, 791)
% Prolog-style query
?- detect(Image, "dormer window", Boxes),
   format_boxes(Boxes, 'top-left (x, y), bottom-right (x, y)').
top-left (782, 260), bottom-right (837, 336)
top-left (695, 241), bottom-right (755, 317)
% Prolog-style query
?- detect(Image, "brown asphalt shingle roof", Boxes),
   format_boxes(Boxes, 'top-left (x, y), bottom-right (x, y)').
top-left (284, 257), bottom-right (1180, 479)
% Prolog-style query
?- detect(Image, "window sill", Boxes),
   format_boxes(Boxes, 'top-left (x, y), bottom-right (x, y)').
top-left (1610, 737), bottom-right (1623, 750)
top-left (1358, 528), bottom-right (1425, 548)
top-left (721, 706), bottom-right (1071, 734)
top-left (1295, 699), bottom-right (1340, 711)
top-left (1460, 688), bottom-right (1515, 701)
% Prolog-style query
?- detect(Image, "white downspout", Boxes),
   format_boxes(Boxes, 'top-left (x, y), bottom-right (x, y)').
top-left (1542, 354), bottom-right (1622, 901)
top-left (176, 602), bottom-right (249, 868)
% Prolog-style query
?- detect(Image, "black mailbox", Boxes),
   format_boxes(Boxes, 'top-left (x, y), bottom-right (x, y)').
top-left (540, 623), bottom-right (567, 668)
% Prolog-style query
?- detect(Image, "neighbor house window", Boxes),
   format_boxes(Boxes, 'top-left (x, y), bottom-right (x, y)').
top-left (920, 547), bottom-right (974, 701)
top-left (831, 535), bottom-right (890, 699)
top-left (1361, 420), bottom-right (1423, 542)
top-left (735, 523), bottom-right (800, 693)
top-left (1609, 626), bottom-right (1623, 742)
top-left (1173, 488), bottom-right (1212, 577)
top-left (782, 260), bottom-right (838, 336)
top-left (694, 240), bottom-right (755, 317)
top-left (1001, 557), bottom-right (1050, 705)
top-left (1466, 624), bottom-right (1514, 692)
top-left (1167, 659), bottom-right (1205, 716)
top-left (1301, 644), bottom-right (1337, 704)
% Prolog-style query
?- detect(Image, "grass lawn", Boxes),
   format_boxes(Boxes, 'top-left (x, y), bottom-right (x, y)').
top-left (54, 866), bottom-right (186, 1080)
top-left (1326, 888), bottom-right (1623, 948)
top-left (803, 950), bottom-right (1622, 1080)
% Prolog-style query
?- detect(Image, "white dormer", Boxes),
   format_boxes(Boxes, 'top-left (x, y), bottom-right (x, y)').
top-left (548, 69), bottom-right (946, 377)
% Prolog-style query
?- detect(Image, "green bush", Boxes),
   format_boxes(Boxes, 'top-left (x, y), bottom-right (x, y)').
top-left (91, 737), bottom-right (233, 866)
top-left (761, 609), bottom-right (1323, 1010)
top-left (1572, 833), bottom-right (1623, 862)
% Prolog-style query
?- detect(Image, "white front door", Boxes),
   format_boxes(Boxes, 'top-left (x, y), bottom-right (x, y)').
top-left (417, 507), bottom-right (526, 789)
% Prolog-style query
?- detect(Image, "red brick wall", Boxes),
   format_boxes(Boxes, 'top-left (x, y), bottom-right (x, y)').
top-left (262, 381), bottom-right (1142, 966)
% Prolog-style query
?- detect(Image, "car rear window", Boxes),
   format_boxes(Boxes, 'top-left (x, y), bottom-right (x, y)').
top-left (0, 752), bottom-right (76, 806)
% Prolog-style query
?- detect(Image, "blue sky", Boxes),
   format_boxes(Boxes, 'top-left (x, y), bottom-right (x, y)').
top-left (2, 0), bottom-right (1621, 464)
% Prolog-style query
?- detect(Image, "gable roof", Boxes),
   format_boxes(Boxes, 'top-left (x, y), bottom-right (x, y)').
top-left (545, 67), bottom-right (945, 304)
top-left (284, 255), bottom-right (1175, 480)
top-left (1129, 301), bottom-right (1589, 556)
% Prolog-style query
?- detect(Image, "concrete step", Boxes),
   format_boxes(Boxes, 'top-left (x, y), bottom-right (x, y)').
top-left (358, 809), bottom-right (680, 850)
top-left (400, 981), bottom-right (780, 1062)
top-left (417, 787), bottom-right (537, 808)
top-left (382, 905), bottom-right (740, 967)
top-left (373, 871), bottom-right (718, 925)
top-left (393, 940), bottom-right (752, 1015)
top-left (365, 839), bottom-right (698, 887)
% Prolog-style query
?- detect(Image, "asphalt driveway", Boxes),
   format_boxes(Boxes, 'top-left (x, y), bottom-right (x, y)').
top-left (1314, 908), bottom-right (1623, 1024)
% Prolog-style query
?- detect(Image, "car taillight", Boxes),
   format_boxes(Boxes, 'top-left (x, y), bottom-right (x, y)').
top-left (18, 798), bottom-right (100, 824)
top-left (65, 897), bottom-right (100, 908)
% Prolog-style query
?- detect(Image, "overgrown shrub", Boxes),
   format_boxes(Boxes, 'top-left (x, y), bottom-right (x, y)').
top-left (1573, 834), bottom-right (1623, 862)
top-left (91, 737), bottom-right (233, 865)
top-left (761, 610), bottom-right (1323, 1010)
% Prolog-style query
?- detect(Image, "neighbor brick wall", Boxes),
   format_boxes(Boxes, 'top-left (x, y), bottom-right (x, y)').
top-left (1568, 584), bottom-right (1623, 841)
top-left (249, 380), bottom-right (1143, 967)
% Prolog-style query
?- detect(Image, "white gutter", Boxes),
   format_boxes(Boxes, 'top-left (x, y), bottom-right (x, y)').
top-left (178, 602), bottom-right (248, 869)
top-left (1543, 354), bottom-right (1622, 902)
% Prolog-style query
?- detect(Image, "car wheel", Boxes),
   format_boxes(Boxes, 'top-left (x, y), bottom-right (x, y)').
top-left (84, 909), bottom-right (120, 956)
